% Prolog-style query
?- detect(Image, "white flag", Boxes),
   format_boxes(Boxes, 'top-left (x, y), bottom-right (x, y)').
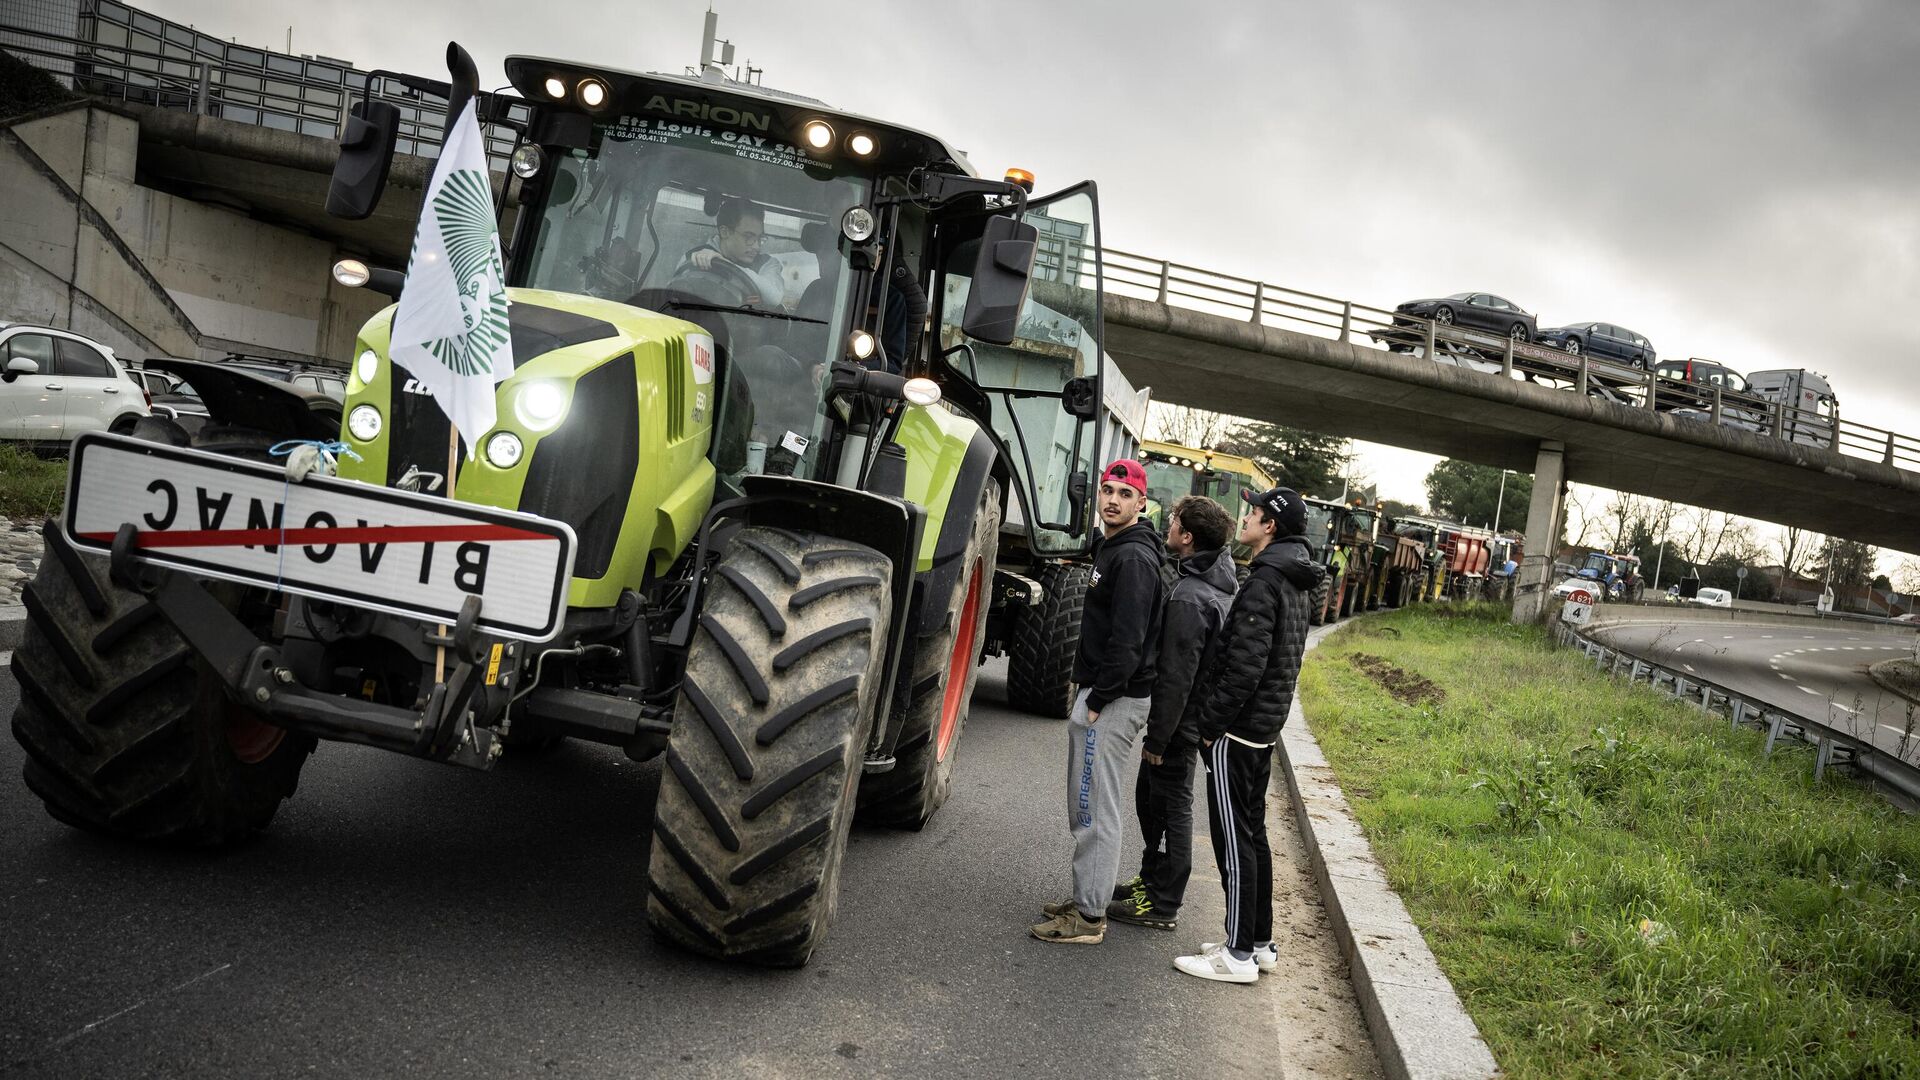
top-left (389, 99), bottom-right (513, 459)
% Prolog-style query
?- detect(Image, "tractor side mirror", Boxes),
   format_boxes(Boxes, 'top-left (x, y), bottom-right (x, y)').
top-left (1061, 375), bottom-right (1096, 419)
top-left (326, 99), bottom-right (402, 220)
top-left (959, 214), bottom-right (1037, 345)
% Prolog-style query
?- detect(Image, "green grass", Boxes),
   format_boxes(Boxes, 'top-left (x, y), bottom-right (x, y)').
top-left (1300, 605), bottom-right (1920, 1079)
top-left (0, 445), bottom-right (66, 520)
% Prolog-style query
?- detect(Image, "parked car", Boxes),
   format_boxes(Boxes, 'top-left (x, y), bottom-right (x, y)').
top-left (1890, 613), bottom-right (1918, 624)
top-left (213, 354), bottom-right (348, 401)
top-left (1, 322), bottom-right (151, 451)
top-left (1393, 292), bottom-right (1537, 344)
top-left (1533, 322), bottom-right (1655, 368)
top-left (128, 361), bottom-right (211, 434)
top-left (1691, 587), bottom-right (1733, 608)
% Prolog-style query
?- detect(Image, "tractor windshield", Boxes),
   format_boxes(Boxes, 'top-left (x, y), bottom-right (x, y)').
top-left (1581, 552), bottom-right (1614, 576)
top-left (518, 118), bottom-right (870, 478)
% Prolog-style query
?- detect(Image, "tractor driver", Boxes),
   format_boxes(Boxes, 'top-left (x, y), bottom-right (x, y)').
top-left (673, 197), bottom-right (786, 309)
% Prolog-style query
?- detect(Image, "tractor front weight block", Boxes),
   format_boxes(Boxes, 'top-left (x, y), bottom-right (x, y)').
top-left (107, 523), bottom-right (503, 769)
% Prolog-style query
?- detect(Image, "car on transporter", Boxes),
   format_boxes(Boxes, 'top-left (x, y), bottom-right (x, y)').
top-left (1533, 321), bottom-right (1656, 368)
top-left (1391, 292), bottom-right (1537, 344)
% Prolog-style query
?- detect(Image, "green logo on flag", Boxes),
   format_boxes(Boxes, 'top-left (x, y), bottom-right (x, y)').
top-left (413, 168), bottom-right (510, 377)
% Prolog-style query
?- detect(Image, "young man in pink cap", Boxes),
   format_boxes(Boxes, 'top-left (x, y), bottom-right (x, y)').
top-left (1032, 459), bottom-right (1166, 945)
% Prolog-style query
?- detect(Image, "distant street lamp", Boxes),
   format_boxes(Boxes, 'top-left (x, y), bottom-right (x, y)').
top-left (1492, 469), bottom-right (1512, 534)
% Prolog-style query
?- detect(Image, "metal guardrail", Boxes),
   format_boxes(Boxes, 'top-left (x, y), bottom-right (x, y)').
top-left (1098, 249), bottom-right (1920, 473)
top-left (1550, 617), bottom-right (1920, 808)
top-left (1, 27), bottom-right (522, 162)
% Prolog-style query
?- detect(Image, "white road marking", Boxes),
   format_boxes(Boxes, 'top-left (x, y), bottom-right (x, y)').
top-left (1683, 663), bottom-right (1696, 672)
top-left (1800, 686), bottom-right (1823, 695)
top-left (1761, 634), bottom-right (1774, 638)
top-left (1723, 635), bottom-right (1734, 640)
top-left (1779, 673), bottom-right (1796, 680)
top-left (1881, 724), bottom-right (1920, 736)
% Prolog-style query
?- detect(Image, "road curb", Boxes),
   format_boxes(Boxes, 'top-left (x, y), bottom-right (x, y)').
top-left (1868, 659), bottom-right (1920, 708)
top-left (0, 604), bottom-right (23, 651)
top-left (1280, 622), bottom-right (1501, 1080)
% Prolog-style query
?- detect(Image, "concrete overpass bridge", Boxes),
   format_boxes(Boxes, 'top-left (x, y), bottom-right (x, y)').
top-left (5, 20), bottom-right (1917, 618)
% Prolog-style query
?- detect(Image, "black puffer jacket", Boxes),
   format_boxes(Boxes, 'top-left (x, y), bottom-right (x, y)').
top-left (1144, 546), bottom-right (1239, 756)
top-left (1188, 536), bottom-right (1322, 747)
top-left (1070, 519), bottom-right (1167, 712)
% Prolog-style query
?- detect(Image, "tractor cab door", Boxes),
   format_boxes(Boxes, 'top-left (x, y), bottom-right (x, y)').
top-left (935, 183), bottom-right (1104, 557)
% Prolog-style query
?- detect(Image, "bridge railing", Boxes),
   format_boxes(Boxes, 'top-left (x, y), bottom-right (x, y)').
top-left (1, 28), bottom-right (523, 162)
top-left (1103, 249), bottom-right (1920, 472)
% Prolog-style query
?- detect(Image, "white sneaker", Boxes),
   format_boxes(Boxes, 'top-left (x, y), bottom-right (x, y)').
top-left (1201, 941), bottom-right (1278, 972)
top-left (1174, 944), bottom-right (1259, 984)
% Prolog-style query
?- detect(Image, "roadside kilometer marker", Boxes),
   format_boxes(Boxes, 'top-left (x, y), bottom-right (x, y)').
top-left (63, 433), bottom-right (576, 641)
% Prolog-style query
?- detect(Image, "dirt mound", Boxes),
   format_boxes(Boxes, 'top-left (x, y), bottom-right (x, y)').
top-left (1349, 653), bottom-right (1445, 707)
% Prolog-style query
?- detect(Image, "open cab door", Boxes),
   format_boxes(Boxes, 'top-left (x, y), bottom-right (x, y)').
top-left (934, 183), bottom-right (1105, 558)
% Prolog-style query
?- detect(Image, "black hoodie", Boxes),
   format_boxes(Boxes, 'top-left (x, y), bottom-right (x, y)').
top-left (1070, 518), bottom-right (1167, 713)
top-left (1143, 546), bottom-right (1239, 756)
top-left (1188, 536), bottom-right (1323, 747)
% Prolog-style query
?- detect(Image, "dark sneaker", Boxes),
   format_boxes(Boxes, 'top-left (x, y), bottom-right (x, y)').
top-left (1112, 875), bottom-right (1144, 902)
top-left (1041, 898), bottom-right (1076, 919)
top-left (1106, 894), bottom-right (1177, 931)
top-left (1030, 909), bottom-right (1106, 944)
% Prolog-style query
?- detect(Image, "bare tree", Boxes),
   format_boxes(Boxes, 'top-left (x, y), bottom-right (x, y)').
top-left (1562, 487), bottom-right (1596, 550)
top-left (1893, 557), bottom-right (1920, 595)
top-left (1776, 526), bottom-right (1815, 577)
top-left (1147, 403), bottom-right (1233, 449)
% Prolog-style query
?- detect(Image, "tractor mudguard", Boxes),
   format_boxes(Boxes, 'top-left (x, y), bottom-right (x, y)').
top-left (891, 415), bottom-right (999, 637)
top-left (670, 476), bottom-right (925, 758)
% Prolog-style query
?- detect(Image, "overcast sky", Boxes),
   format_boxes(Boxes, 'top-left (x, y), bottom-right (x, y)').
top-left (145, 0), bottom-right (1920, 560)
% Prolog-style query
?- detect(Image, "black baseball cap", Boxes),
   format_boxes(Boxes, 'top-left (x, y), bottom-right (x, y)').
top-left (1241, 486), bottom-right (1307, 536)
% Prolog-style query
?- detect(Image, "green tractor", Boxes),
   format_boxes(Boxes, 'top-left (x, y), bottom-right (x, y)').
top-left (8, 47), bottom-right (1112, 965)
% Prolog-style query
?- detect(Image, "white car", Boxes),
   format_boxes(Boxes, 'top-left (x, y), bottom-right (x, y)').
top-left (2, 323), bottom-right (150, 450)
top-left (1691, 587), bottom-right (1732, 608)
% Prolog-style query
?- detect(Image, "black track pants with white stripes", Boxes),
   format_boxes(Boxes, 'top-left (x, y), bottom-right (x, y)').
top-left (1204, 738), bottom-right (1274, 954)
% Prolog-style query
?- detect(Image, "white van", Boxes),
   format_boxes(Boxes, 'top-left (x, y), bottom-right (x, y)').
top-left (1691, 587), bottom-right (1733, 608)
top-left (1, 323), bottom-right (151, 451)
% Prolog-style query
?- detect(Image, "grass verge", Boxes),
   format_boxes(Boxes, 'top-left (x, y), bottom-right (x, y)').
top-left (0, 445), bottom-right (66, 520)
top-left (1300, 604), bottom-right (1920, 1079)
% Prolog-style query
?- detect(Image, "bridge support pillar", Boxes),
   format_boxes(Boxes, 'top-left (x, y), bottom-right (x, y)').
top-left (1511, 440), bottom-right (1566, 624)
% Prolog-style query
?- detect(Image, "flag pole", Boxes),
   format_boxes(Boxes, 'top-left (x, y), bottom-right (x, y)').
top-left (436, 424), bottom-right (458, 687)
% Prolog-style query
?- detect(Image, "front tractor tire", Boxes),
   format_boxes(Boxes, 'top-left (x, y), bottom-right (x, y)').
top-left (858, 484), bottom-right (1000, 829)
top-left (647, 526), bottom-right (894, 966)
top-left (9, 521), bottom-right (315, 844)
top-left (1006, 561), bottom-right (1090, 718)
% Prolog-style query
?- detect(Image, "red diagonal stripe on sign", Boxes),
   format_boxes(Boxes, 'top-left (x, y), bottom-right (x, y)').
top-left (78, 523), bottom-right (552, 549)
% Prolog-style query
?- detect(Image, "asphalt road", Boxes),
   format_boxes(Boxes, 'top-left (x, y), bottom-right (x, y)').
top-left (1588, 615), bottom-right (1920, 762)
top-left (0, 657), bottom-right (1377, 1079)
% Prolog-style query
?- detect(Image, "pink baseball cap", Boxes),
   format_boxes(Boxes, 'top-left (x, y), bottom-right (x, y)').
top-left (1101, 458), bottom-right (1148, 496)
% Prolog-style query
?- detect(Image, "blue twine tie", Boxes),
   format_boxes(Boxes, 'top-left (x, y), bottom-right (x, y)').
top-left (266, 440), bottom-right (364, 586)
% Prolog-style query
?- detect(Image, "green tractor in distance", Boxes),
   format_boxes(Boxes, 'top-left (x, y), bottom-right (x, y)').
top-left (8, 46), bottom-right (1111, 966)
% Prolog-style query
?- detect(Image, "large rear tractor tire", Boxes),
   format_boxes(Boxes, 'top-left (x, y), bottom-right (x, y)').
top-left (1006, 561), bottom-right (1090, 719)
top-left (9, 521), bottom-right (314, 844)
top-left (1308, 573), bottom-right (1332, 626)
top-left (646, 527), bottom-right (893, 966)
top-left (857, 484), bottom-right (1000, 829)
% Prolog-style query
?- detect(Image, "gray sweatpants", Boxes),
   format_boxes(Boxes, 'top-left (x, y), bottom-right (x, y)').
top-left (1065, 689), bottom-right (1151, 919)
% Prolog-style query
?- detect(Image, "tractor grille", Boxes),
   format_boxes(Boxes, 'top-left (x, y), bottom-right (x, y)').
top-left (519, 356), bottom-right (639, 580)
top-left (663, 337), bottom-right (687, 442)
top-left (385, 371), bottom-right (462, 488)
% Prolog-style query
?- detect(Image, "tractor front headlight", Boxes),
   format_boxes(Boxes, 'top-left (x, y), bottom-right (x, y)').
top-left (515, 381), bottom-right (568, 430)
top-left (347, 404), bottom-right (383, 441)
top-left (355, 349), bottom-right (379, 385)
top-left (485, 431), bottom-right (525, 469)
